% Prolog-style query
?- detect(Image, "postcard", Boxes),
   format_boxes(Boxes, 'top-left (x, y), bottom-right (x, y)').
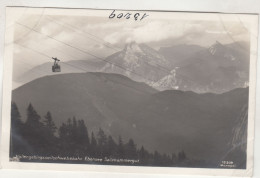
top-left (1, 7), bottom-right (258, 177)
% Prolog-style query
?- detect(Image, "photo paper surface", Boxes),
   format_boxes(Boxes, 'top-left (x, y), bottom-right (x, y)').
top-left (1, 7), bottom-right (258, 176)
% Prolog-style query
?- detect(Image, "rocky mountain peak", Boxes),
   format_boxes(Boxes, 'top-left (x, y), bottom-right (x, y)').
top-left (208, 40), bottom-right (225, 55)
top-left (124, 41), bottom-right (143, 54)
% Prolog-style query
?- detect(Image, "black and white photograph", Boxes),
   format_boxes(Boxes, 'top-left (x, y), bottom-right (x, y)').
top-left (1, 7), bottom-right (258, 176)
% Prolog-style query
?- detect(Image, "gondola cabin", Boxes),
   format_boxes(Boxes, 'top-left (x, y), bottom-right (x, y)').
top-left (52, 57), bottom-right (61, 72)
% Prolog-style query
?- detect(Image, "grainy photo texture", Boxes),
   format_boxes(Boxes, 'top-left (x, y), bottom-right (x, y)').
top-left (2, 7), bottom-right (258, 175)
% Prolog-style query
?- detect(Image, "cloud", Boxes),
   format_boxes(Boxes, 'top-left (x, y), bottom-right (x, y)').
top-left (102, 20), bottom-right (206, 45)
top-left (13, 15), bottom-right (250, 74)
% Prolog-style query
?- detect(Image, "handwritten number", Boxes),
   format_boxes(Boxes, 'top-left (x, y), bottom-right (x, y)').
top-left (109, 10), bottom-right (116, 19)
top-left (140, 13), bottom-right (149, 21)
top-left (109, 10), bottom-right (149, 21)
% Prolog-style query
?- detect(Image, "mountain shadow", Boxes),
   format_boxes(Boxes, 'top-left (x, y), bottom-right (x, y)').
top-left (11, 72), bottom-right (248, 168)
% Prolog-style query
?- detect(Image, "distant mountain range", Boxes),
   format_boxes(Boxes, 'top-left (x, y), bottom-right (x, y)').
top-left (14, 41), bottom-right (250, 93)
top-left (102, 42), bottom-right (169, 82)
top-left (102, 41), bottom-right (250, 93)
top-left (12, 72), bottom-right (248, 166)
top-left (152, 41), bottom-right (249, 93)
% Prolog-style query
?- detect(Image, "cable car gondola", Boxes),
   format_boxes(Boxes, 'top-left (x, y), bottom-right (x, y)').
top-left (52, 57), bottom-right (61, 72)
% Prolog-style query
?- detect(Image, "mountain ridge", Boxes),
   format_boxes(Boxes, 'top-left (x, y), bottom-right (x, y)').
top-left (14, 41), bottom-right (250, 94)
top-left (12, 72), bottom-right (248, 165)
top-left (153, 41), bottom-right (249, 93)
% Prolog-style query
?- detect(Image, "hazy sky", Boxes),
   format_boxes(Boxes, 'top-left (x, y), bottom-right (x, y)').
top-left (9, 8), bottom-right (251, 88)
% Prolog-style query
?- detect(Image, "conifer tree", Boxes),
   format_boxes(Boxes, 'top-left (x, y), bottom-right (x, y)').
top-left (90, 131), bottom-right (98, 157)
top-left (42, 111), bottom-right (58, 155)
top-left (178, 150), bottom-right (186, 162)
top-left (153, 151), bottom-right (160, 165)
top-left (10, 102), bottom-right (24, 156)
top-left (107, 135), bottom-right (117, 157)
top-left (77, 120), bottom-right (90, 145)
top-left (117, 136), bottom-right (125, 158)
top-left (97, 128), bottom-right (107, 157)
top-left (43, 111), bottom-right (57, 135)
top-left (139, 146), bottom-right (147, 164)
top-left (24, 103), bottom-right (45, 155)
top-left (26, 103), bottom-right (41, 127)
top-left (11, 102), bottom-right (22, 127)
top-left (125, 138), bottom-right (137, 159)
top-left (76, 120), bottom-right (90, 156)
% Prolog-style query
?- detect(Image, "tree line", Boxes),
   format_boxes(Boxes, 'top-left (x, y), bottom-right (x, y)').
top-left (10, 102), bottom-right (208, 167)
